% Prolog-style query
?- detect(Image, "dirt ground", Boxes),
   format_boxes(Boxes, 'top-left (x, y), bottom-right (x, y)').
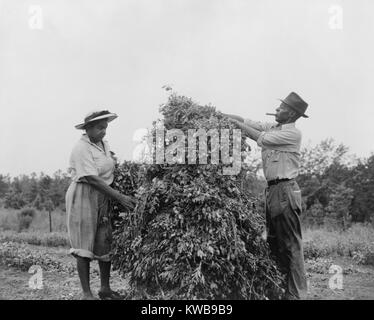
top-left (305, 257), bottom-right (374, 300)
top-left (0, 256), bottom-right (373, 300)
top-left (0, 265), bottom-right (130, 300)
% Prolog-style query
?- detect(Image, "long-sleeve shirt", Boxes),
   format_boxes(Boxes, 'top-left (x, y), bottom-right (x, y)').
top-left (244, 119), bottom-right (302, 181)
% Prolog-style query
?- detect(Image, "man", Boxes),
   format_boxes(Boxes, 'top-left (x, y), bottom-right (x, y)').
top-left (222, 92), bottom-right (309, 300)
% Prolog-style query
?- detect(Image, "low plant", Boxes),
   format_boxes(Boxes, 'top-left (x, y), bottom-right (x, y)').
top-left (303, 224), bottom-right (374, 266)
top-left (17, 208), bottom-right (36, 232)
top-left (0, 241), bottom-right (75, 274)
top-left (0, 231), bottom-right (69, 247)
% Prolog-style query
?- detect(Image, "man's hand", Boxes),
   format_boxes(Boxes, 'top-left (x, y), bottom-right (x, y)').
top-left (220, 113), bottom-right (245, 123)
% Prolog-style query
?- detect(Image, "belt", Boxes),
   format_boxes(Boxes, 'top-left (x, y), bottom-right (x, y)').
top-left (267, 178), bottom-right (293, 187)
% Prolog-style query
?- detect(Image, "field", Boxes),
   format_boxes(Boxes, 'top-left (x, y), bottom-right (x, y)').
top-left (1, 208), bottom-right (374, 300)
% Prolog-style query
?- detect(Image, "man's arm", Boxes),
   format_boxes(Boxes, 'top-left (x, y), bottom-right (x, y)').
top-left (257, 129), bottom-right (301, 151)
top-left (229, 119), bottom-right (262, 142)
top-left (221, 113), bottom-right (272, 132)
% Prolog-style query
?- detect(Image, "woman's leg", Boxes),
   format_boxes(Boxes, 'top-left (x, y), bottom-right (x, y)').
top-left (98, 260), bottom-right (111, 292)
top-left (98, 261), bottom-right (122, 299)
top-left (95, 195), bottom-right (122, 299)
top-left (77, 257), bottom-right (94, 298)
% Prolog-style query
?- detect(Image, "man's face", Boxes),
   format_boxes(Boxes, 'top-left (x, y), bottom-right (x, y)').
top-left (275, 103), bottom-right (293, 124)
top-left (86, 120), bottom-right (108, 142)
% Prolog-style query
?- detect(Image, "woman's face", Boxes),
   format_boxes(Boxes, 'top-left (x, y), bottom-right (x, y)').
top-left (85, 119), bottom-right (108, 142)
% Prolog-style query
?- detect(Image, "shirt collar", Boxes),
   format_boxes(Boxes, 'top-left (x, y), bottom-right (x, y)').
top-left (280, 122), bottom-right (296, 129)
top-left (81, 134), bottom-right (108, 153)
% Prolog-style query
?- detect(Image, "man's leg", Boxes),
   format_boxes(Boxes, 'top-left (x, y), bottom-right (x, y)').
top-left (266, 187), bottom-right (287, 275)
top-left (266, 210), bottom-right (282, 268)
top-left (266, 182), bottom-right (307, 299)
top-left (272, 208), bottom-right (307, 299)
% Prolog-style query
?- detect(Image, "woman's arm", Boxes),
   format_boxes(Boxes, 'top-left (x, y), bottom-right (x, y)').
top-left (83, 175), bottom-right (136, 209)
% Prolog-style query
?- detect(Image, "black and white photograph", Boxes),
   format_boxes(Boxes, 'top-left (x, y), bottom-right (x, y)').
top-left (0, 0), bottom-right (373, 305)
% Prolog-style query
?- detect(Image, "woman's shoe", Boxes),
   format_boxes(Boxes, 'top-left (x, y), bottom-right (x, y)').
top-left (98, 290), bottom-right (123, 300)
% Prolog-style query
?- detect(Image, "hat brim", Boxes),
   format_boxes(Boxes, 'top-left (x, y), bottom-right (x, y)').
top-left (279, 99), bottom-right (309, 118)
top-left (75, 113), bottom-right (118, 130)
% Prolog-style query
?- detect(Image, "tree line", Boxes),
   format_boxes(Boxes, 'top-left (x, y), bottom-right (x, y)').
top-left (0, 138), bottom-right (373, 229)
top-left (298, 139), bottom-right (374, 228)
top-left (0, 170), bottom-right (71, 212)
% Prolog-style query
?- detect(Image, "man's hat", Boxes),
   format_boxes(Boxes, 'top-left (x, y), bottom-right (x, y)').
top-left (75, 110), bottom-right (118, 130)
top-left (279, 92), bottom-right (309, 118)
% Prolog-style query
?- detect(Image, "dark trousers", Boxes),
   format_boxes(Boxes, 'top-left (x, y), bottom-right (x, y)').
top-left (265, 180), bottom-right (307, 299)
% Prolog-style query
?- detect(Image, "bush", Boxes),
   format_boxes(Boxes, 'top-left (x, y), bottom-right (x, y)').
top-left (17, 208), bottom-right (36, 232)
top-left (301, 201), bottom-right (326, 227)
top-left (0, 208), bottom-right (19, 231)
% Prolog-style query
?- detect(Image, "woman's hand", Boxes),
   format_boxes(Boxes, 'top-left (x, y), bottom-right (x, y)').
top-left (118, 194), bottom-right (137, 210)
top-left (83, 175), bottom-right (137, 210)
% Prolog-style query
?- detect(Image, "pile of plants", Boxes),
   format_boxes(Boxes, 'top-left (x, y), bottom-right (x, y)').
top-left (110, 93), bottom-right (284, 299)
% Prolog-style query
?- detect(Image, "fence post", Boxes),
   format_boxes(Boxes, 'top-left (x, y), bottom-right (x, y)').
top-left (48, 210), bottom-right (52, 232)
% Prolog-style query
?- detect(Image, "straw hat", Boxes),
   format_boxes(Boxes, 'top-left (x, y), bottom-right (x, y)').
top-left (75, 110), bottom-right (118, 130)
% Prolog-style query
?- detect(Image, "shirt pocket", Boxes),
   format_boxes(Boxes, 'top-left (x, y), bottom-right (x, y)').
top-left (268, 150), bottom-right (280, 162)
top-left (92, 154), bottom-right (101, 165)
top-left (92, 153), bottom-right (106, 173)
top-left (95, 154), bottom-right (115, 176)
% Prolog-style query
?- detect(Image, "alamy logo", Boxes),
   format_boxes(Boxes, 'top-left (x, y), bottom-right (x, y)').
top-left (28, 265), bottom-right (43, 290)
top-left (28, 5), bottom-right (43, 30)
top-left (328, 264), bottom-right (343, 290)
top-left (328, 5), bottom-right (343, 30)
top-left (134, 126), bottom-right (242, 175)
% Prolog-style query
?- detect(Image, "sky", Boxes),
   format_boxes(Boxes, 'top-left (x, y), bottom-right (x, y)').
top-left (1, 0), bottom-right (374, 176)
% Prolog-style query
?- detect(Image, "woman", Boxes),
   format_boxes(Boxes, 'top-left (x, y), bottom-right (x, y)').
top-left (66, 110), bottom-right (135, 300)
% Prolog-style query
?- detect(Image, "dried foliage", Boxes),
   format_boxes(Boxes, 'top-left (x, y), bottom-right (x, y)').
top-left (110, 93), bottom-right (284, 299)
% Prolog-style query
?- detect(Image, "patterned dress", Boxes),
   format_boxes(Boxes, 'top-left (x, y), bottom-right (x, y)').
top-left (65, 134), bottom-right (115, 261)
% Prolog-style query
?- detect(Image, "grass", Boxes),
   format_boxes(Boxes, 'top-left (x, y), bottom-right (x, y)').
top-left (0, 231), bottom-right (68, 247)
top-left (0, 241), bottom-right (75, 273)
top-left (303, 223), bottom-right (374, 265)
top-left (0, 207), bottom-right (67, 233)
top-left (0, 207), bottom-right (69, 247)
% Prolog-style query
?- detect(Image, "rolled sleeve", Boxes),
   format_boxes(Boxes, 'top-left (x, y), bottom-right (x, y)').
top-left (257, 132), bottom-right (266, 148)
top-left (244, 119), bottom-right (275, 132)
top-left (257, 130), bottom-right (300, 149)
top-left (71, 145), bottom-right (99, 180)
